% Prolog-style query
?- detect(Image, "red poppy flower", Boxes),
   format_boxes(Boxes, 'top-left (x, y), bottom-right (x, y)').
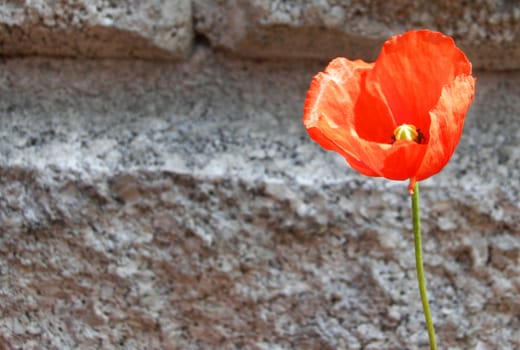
top-left (303, 30), bottom-right (475, 193)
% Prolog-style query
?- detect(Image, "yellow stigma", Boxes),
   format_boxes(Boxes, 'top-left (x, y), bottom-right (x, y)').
top-left (393, 124), bottom-right (420, 142)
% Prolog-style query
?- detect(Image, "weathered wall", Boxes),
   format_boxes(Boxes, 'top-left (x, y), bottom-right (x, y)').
top-left (2, 0), bottom-right (520, 69)
top-left (0, 0), bottom-right (192, 59)
top-left (1, 1), bottom-right (519, 350)
top-left (193, 0), bottom-right (520, 70)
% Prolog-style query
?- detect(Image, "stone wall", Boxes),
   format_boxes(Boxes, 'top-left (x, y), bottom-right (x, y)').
top-left (1, 1), bottom-right (519, 349)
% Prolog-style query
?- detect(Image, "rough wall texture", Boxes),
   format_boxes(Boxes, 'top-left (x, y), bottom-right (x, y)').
top-left (0, 1), bottom-right (520, 68)
top-left (1, 1), bottom-right (520, 350)
top-left (195, 0), bottom-right (520, 70)
top-left (0, 0), bottom-right (192, 59)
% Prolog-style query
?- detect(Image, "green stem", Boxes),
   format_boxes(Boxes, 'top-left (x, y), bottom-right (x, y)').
top-left (411, 182), bottom-right (437, 350)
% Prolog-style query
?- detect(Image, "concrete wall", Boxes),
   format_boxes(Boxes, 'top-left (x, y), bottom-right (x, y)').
top-left (1, 1), bottom-right (519, 349)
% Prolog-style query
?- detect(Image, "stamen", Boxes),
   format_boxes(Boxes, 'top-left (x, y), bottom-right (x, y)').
top-left (393, 124), bottom-right (423, 143)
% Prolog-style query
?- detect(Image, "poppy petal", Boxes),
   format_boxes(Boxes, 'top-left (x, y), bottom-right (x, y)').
top-left (303, 58), bottom-right (375, 167)
top-left (303, 58), bottom-right (372, 132)
top-left (415, 74), bottom-right (476, 180)
top-left (353, 77), bottom-right (397, 144)
top-left (352, 140), bottom-right (427, 180)
top-left (381, 141), bottom-right (428, 180)
top-left (304, 56), bottom-right (428, 180)
top-left (367, 30), bottom-right (472, 134)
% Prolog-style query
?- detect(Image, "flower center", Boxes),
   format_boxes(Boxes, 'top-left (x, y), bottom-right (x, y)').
top-left (393, 124), bottom-right (423, 143)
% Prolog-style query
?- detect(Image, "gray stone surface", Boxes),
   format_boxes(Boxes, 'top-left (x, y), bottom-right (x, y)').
top-left (0, 46), bottom-right (519, 349)
top-left (2, 0), bottom-right (519, 70)
top-left (194, 0), bottom-right (520, 70)
top-left (0, 0), bottom-right (192, 59)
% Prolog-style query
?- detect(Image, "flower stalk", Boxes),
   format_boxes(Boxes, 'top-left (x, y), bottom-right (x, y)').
top-left (411, 182), bottom-right (437, 350)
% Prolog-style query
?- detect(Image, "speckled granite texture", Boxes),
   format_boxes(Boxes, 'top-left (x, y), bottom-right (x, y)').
top-left (1, 1), bottom-right (520, 349)
top-left (0, 46), bottom-right (519, 349)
